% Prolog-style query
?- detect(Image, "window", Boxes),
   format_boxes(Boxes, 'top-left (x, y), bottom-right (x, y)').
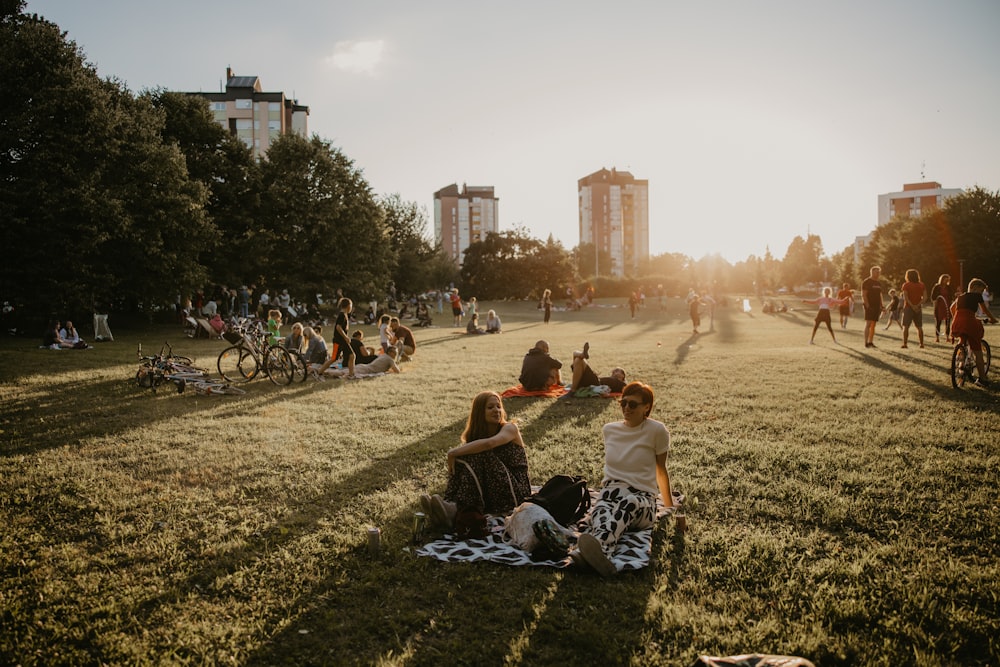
top-left (268, 120), bottom-right (281, 130)
top-left (235, 119), bottom-right (252, 130)
top-left (235, 99), bottom-right (252, 110)
top-left (211, 102), bottom-right (227, 111)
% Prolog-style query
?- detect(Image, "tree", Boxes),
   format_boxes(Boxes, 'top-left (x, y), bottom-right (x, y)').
top-left (461, 229), bottom-right (545, 299)
top-left (149, 90), bottom-right (261, 289)
top-left (0, 10), bottom-right (211, 318)
top-left (258, 134), bottom-right (392, 301)
top-left (379, 194), bottom-right (456, 296)
top-left (780, 234), bottom-right (824, 289)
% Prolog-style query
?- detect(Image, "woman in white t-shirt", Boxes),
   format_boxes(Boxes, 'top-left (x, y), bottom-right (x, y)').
top-left (575, 381), bottom-right (678, 576)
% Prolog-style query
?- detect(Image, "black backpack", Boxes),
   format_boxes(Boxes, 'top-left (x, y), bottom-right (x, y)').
top-left (524, 475), bottom-right (591, 527)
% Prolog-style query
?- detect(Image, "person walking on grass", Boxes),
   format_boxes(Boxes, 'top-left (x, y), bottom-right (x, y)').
top-left (862, 266), bottom-right (884, 348)
top-left (802, 287), bottom-right (848, 344)
top-left (931, 274), bottom-right (953, 343)
top-left (574, 381), bottom-right (678, 576)
top-left (900, 268), bottom-right (927, 349)
top-left (950, 278), bottom-right (998, 388)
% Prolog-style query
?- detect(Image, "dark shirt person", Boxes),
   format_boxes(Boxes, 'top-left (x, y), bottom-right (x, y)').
top-left (518, 340), bottom-right (562, 390)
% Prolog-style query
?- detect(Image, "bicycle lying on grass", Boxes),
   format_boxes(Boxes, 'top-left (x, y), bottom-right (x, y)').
top-left (217, 321), bottom-right (296, 385)
top-left (951, 336), bottom-right (991, 389)
top-left (136, 342), bottom-right (246, 395)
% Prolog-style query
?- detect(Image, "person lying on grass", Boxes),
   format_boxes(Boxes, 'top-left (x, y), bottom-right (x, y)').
top-left (574, 381), bottom-right (678, 576)
top-left (422, 391), bottom-right (531, 532)
top-left (312, 347), bottom-right (400, 379)
top-left (563, 342), bottom-right (626, 396)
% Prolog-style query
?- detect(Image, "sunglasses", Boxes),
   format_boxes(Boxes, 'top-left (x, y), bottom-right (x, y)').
top-left (619, 399), bottom-right (644, 410)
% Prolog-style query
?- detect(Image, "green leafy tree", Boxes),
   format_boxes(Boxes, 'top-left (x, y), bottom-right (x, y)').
top-left (0, 9), bottom-right (211, 318)
top-left (461, 229), bottom-right (544, 299)
top-left (258, 134), bottom-right (391, 301)
top-left (780, 234), bottom-right (824, 289)
top-left (379, 194), bottom-right (457, 295)
top-left (148, 90), bottom-right (261, 288)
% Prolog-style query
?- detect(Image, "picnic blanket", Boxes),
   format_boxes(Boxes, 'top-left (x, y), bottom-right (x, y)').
top-left (501, 384), bottom-right (569, 398)
top-left (415, 488), bottom-right (677, 571)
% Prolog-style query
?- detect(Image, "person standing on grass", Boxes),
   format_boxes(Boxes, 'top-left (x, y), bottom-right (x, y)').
top-left (931, 274), bottom-right (953, 343)
top-left (883, 289), bottom-right (903, 330)
top-left (837, 283), bottom-right (854, 329)
top-left (574, 381), bottom-right (677, 577)
top-left (862, 266), bottom-right (884, 348)
top-left (900, 268), bottom-right (927, 349)
top-left (802, 287), bottom-right (848, 344)
top-left (542, 288), bottom-right (553, 324)
top-left (421, 391), bottom-right (531, 531)
top-left (317, 298), bottom-right (355, 378)
top-left (450, 288), bottom-right (463, 327)
top-left (951, 278), bottom-right (998, 388)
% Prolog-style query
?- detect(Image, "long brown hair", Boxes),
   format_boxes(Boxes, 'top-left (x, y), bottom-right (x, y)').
top-left (461, 391), bottom-right (506, 443)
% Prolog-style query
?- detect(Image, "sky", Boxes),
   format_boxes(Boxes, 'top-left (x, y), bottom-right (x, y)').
top-left (26, 0), bottom-right (1000, 262)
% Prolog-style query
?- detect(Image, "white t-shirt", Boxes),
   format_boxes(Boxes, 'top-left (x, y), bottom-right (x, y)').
top-left (601, 418), bottom-right (670, 496)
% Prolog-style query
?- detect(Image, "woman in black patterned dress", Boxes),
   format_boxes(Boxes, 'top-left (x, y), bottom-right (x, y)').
top-left (425, 391), bottom-right (531, 528)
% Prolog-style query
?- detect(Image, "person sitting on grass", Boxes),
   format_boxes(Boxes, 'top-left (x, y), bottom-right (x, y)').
top-left (421, 391), bottom-right (531, 531)
top-left (950, 278), bottom-right (998, 388)
top-left (284, 321), bottom-right (305, 354)
top-left (574, 381), bottom-right (677, 576)
top-left (466, 313), bottom-right (486, 334)
top-left (518, 340), bottom-right (562, 391)
top-left (389, 316), bottom-right (416, 361)
top-left (302, 326), bottom-right (329, 366)
top-left (563, 342), bottom-right (626, 396)
top-left (485, 309), bottom-right (502, 333)
top-left (349, 329), bottom-right (379, 364)
top-left (42, 320), bottom-right (70, 349)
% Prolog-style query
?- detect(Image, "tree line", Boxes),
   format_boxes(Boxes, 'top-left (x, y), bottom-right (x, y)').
top-left (2, 2), bottom-right (996, 329)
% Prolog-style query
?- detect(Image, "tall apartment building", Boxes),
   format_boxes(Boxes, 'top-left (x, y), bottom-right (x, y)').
top-left (187, 67), bottom-right (309, 158)
top-left (434, 183), bottom-right (499, 264)
top-left (877, 181), bottom-right (963, 226)
top-left (578, 167), bottom-right (649, 277)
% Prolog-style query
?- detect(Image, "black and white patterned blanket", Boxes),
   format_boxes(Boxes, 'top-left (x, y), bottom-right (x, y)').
top-left (415, 489), bottom-right (677, 571)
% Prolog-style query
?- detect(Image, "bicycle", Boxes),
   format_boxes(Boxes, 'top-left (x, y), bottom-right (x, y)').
top-left (136, 342), bottom-right (235, 394)
top-left (216, 322), bottom-right (294, 385)
top-left (951, 336), bottom-right (991, 389)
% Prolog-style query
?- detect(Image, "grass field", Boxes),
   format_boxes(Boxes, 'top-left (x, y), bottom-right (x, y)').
top-left (1, 297), bottom-right (998, 666)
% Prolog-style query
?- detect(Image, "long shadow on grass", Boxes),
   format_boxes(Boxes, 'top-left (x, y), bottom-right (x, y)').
top-left (830, 344), bottom-right (987, 401)
top-left (0, 373), bottom-right (335, 457)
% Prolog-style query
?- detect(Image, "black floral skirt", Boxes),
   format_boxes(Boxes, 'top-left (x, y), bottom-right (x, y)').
top-left (444, 442), bottom-right (530, 515)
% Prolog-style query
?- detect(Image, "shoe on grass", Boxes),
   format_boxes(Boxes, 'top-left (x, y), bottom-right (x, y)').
top-left (577, 533), bottom-right (616, 577)
top-left (430, 494), bottom-right (456, 529)
top-left (419, 493), bottom-right (433, 517)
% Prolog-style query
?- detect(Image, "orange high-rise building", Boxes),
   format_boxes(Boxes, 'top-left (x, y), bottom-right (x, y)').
top-left (434, 183), bottom-right (499, 265)
top-left (578, 167), bottom-right (649, 277)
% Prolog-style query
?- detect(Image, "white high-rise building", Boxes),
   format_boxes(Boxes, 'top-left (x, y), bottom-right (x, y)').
top-left (434, 183), bottom-right (499, 265)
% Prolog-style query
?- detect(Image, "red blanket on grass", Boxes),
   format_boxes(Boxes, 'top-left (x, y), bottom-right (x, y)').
top-left (501, 384), bottom-right (569, 398)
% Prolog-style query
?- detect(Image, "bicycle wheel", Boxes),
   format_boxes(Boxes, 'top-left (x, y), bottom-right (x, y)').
top-left (288, 350), bottom-right (308, 383)
top-left (218, 345), bottom-right (258, 383)
top-left (264, 346), bottom-right (294, 385)
top-left (951, 344), bottom-right (968, 388)
top-left (982, 340), bottom-right (991, 378)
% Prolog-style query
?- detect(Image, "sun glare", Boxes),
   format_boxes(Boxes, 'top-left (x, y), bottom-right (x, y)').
top-left (325, 40), bottom-right (385, 74)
